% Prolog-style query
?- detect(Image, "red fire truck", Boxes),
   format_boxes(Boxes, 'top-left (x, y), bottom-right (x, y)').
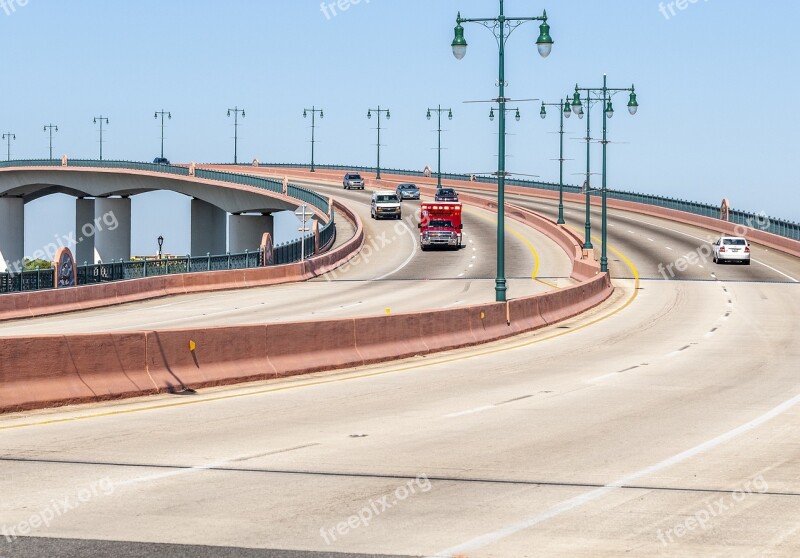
top-left (419, 202), bottom-right (463, 250)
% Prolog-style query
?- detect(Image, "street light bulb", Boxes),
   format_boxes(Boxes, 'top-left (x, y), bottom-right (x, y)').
top-left (227, 110), bottom-right (231, 117)
top-left (563, 99), bottom-right (571, 119)
top-left (536, 15), bottom-right (553, 59)
top-left (426, 110), bottom-right (432, 121)
top-left (386, 110), bottom-right (390, 120)
top-left (303, 109), bottom-right (307, 118)
top-left (320, 110), bottom-right (324, 119)
top-left (571, 91), bottom-right (582, 115)
top-left (515, 109), bottom-right (521, 122)
top-left (241, 110), bottom-right (245, 118)
top-left (448, 110), bottom-right (453, 120)
top-left (367, 110), bottom-right (372, 119)
top-left (489, 108), bottom-right (495, 122)
top-left (540, 104), bottom-right (547, 119)
top-left (452, 19), bottom-right (467, 60)
top-left (627, 90), bottom-right (639, 115)
top-left (606, 101), bottom-right (614, 119)
top-left (154, 112), bottom-right (158, 119)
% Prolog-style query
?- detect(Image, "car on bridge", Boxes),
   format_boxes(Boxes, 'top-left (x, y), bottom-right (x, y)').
top-left (395, 183), bottom-right (420, 200)
top-left (153, 157), bottom-right (170, 165)
top-left (343, 173), bottom-right (365, 190)
top-left (434, 187), bottom-right (459, 202)
top-left (370, 191), bottom-right (401, 220)
top-left (712, 236), bottom-right (751, 264)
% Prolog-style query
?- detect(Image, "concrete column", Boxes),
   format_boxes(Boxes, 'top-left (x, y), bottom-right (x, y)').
top-left (75, 198), bottom-right (95, 266)
top-left (191, 199), bottom-right (227, 256)
top-left (93, 197), bottom-right (131, 263)
top-left (228, 213), bottom-right (273, 253)
top-left (0, 198), bottom-right (24, 273)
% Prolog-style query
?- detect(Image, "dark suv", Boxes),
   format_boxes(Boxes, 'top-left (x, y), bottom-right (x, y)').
top-left (434, 188), bottom-right (458, 202)
top-left (153, 157), bottom-right (170, 165)
top-left (343, 173), bottom-right (365, 190)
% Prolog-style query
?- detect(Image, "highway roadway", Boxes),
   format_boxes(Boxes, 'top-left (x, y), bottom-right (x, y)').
top-left (0, 183), bottom-right (572, 336)
top-left (1, 182), bottom-right (799, 557)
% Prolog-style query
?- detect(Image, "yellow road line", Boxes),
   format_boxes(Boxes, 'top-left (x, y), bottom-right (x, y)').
top-left (0, 228), bottom-right (640, 432)
top-left (463, 207), bottom-right (540, 279)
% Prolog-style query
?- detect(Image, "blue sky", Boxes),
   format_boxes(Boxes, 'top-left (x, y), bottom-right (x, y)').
top-left (3, 0), bottom-right (799, 257)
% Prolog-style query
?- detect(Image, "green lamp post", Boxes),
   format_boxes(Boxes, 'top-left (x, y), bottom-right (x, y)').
top-left (92, 116), bottom-right (109, 161)
top-left (451, 0), bottom-right (553, 303)
top-left (2, 133), bottom-right (14, 161)
top-left (367, 106), bottom-right (390, 180)
top-left (571, 75), bottom-right (638, 272)
top-left (154, 109), bottom-right (171, 160)
top-left (540, 97), bottom-right (573, 225)
top-left (43, 124), bottom-right (58, 160)
top-left (426, 106), bottom-right (453, 190)
top-left (303, 106), bottom-right (324, 173)
top-left (227, 106), bottom-right (246, 164)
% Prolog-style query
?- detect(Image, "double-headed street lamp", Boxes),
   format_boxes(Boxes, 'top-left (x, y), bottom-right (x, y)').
top-left (93, 116), bottom-right (109, 160)
top-left (43, 124), bottom-right (58, 160)
top-left (227, 106), bottom-right (245, 164)
top-left (367, 106), bottom-right (390, 180)
top-left (451, 0), bottom-right (554, 302)
top-left (303, 106), bottom-right (324, 172)
top-left (2, 132), bottom-right (15, 161)
top-left (426, 106), bottom-right (453, 190)
top-left (540, 97), bottom-right (573, 225)
top-left (571, 75), bottom-right (638, 272)
top-left (154, 109), bottom-right (171, 160)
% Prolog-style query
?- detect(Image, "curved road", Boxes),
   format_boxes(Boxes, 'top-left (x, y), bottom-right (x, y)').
top-left (0, 183), bottom-right (571, 336)
top-left (1, 183), bottom-right (799, 557)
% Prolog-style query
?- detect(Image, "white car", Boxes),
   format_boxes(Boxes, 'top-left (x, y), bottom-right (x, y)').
top-left (370, 191), bottom-right (401, 220)
top-left (712, 236), bottom-right (750, 265)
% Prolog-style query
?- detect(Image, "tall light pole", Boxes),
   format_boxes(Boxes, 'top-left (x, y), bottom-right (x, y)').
top-left (2, 133), bottom-right (15, 161)
top-left (93, 116), bottom-right (109, 160)
top-left (426, 106), bottom-right (453, 190)
top-left (540, 97), bottom-right (572, 225)
top-left (154, 109), bottom-right (171, 160)
top-left (303, 106), bottom-right (324, 172)
top-left (227, 106), bottom-right (245, 164)
top-left (43, 124), bottom-right (58, 160)
top-left (571, 75), bottom-right (638, 272)
top-left (367, 106), bottom-right (390, 180)
top-left (451, 0), bottom-right (553, 302)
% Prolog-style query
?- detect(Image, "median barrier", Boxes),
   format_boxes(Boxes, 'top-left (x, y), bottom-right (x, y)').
top-left (0, 200), bottom-right (364, 322)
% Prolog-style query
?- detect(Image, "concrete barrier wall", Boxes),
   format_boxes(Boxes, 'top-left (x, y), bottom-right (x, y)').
top-left (0, 272), bottom-right (610, 413)
top-left (0, 200), bottom-right (364, 322)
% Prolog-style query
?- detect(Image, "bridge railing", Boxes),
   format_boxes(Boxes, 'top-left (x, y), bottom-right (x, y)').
top-left (250, 162), bottom-right (800, 241)
top-left (0, 160), bottom-right (339, 294)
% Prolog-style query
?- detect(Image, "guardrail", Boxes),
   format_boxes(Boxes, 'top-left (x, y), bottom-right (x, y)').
top-left (248, 162), bottom-right (800, 241)
top-left (0, 160), bottom-right (337, 294)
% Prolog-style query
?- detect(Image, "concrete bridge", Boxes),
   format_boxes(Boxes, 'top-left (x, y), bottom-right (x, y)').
top-left (0, 160), bottom-right (330, 272)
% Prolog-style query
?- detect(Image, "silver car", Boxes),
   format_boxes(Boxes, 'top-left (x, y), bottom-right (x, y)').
top-left (396, 183), bottom-right (420, 200)
top-left (712, 236), bottom-right (751, 265)
top-left (343, 173), bottom-right (365, 190)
